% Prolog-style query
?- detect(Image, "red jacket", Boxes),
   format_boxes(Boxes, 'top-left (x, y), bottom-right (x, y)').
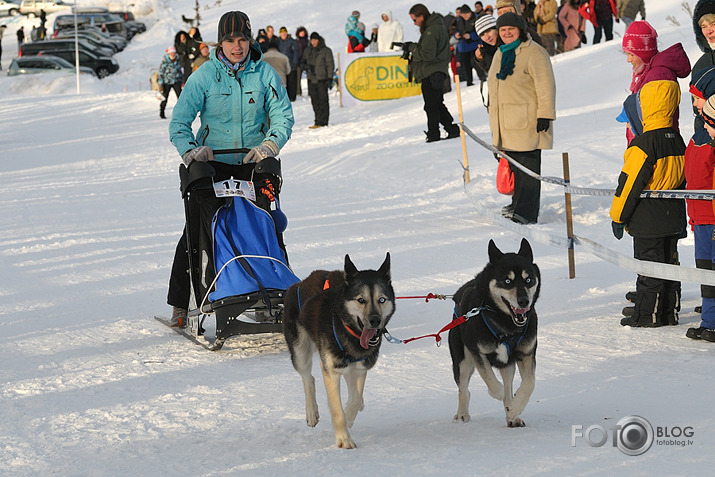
top-left (685, 132), bottom-right (715, 225)
top-left (579, 0), bottom-right (617, 28)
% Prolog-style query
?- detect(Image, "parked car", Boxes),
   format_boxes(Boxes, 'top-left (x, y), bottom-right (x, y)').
top-left (19, 38), bottom-right (114, 58)
top-left (53, 32), bottom-right (119, 54)
top-left (53, 12), bottom-right (126, 39)
top-left (38, 48), bottom-right (118, 78)
top-left (0, 1), bottom-right (20, 17)
top-left (7, 54), bottom-right (96, 76)
top-left (19, 0), bottom-right (72, 16)
top-left (53, 18), bottom-right (127, 50)
top-left (110, 10), bottom-right (145, 34)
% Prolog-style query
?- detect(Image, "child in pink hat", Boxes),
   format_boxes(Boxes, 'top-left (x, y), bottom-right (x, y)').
top-left (621, 20), bottom-right (691, 144)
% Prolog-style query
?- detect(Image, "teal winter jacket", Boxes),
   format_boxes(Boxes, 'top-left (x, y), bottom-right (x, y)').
top-left (169, 43), bottom-right (294, 165)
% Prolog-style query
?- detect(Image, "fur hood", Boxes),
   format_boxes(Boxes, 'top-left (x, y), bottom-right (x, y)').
top-left (694, 0), bottom-right (715, 53)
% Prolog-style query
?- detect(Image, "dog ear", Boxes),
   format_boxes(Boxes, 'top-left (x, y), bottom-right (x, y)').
top-left (344, 254), bottom-right (359, 278)
top-left (488, 239), bottom-right (503, 263)
top-left (518, 238), bottom-right (533, 262)
top-left (377, 252), bottom-right (391, 280)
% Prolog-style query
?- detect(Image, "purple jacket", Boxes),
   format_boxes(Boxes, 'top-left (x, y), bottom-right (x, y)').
top-left (626, 43), bottom-right (691, 144)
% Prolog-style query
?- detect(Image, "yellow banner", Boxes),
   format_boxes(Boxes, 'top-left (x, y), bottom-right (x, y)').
top-left (340, 53), bottom-right (422, 104)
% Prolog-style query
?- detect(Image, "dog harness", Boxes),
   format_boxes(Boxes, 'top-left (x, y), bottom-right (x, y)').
top-left (472, 305), bottom-right (530, 359)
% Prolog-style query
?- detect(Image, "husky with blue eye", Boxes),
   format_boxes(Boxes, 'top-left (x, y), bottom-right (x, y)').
top-left (448, 239), bottom-right (540, 428)
top-left (283, 253), bottom-right (395, 449)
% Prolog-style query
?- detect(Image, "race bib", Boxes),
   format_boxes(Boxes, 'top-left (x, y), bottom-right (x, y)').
top-left (213, 177), bottom-right (256, 201)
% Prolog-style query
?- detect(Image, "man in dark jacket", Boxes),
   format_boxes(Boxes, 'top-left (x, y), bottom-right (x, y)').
top-left (404, 4), bottom-right (460, 142)
top-left (302, 32), bottom-right (334, 128)
top-left (277, 26), bottom-right (300, 101)
top-left (454, 4), bottom-right (482, 86)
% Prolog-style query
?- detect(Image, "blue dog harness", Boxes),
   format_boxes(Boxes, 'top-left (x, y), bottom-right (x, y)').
top-left (454, 304), bottom-right (530, 359)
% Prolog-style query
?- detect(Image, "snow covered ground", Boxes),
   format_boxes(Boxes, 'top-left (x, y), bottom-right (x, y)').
top-left (0, 0), bottom-right (713, 475)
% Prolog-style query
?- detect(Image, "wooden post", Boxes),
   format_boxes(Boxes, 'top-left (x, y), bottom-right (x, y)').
top-left (454, 74), bottom-right (470, 184)
top-left (562, 152), bottom-right (576, 279)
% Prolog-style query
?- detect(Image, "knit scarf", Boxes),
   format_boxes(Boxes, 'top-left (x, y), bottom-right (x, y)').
top-left (217, 49), bottom-right (249, 74)
top-left (497, 39), bottom-right (521, 80)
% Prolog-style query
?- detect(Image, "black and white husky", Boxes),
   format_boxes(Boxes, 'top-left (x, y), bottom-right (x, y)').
top-left (283, 253), bottom-right (395, 449)
top-left (448, 239), bottom-right (540, 427)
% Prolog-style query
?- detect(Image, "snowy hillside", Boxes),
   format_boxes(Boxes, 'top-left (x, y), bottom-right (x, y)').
top-left (0, 0), bottom-right (713, 476)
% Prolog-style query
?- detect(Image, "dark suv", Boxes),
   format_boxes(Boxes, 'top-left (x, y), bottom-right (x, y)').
top-left (20, 38), bottom-right (114, 58)
top-left (38, 48), bottom-right (118, 78)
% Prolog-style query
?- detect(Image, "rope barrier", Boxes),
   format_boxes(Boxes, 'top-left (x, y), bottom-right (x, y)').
top-left (458, 122), bottom-right (715, 286)
top-left (459, 123), bottom-right (715, 201)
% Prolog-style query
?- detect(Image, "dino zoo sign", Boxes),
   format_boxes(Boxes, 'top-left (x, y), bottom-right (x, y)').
top-left (341, 53), bottom-right (422, 103)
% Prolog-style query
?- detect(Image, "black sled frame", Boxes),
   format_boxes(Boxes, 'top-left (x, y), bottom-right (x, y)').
top-left (179, 149), bottom-right (288, 349)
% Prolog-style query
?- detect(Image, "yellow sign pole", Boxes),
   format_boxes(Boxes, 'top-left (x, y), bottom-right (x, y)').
top-left (454, 74), bottom-right (470, 184)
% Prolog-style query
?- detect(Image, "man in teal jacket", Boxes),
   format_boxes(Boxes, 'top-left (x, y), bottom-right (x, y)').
top-left (167, 11), bottom-right (294, 326)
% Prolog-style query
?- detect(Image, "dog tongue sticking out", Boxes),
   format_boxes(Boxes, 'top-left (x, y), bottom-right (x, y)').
top-left (360, 327), bottom-right (376, 349)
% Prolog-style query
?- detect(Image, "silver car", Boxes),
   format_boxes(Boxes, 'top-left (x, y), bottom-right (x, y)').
top-left (7, 54), bottom-right (96, 76)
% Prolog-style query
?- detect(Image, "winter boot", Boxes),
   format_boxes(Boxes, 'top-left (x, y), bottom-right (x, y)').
top-left (625, 291), bottom-right (637, 303)
top-left (622, 306), bottom-right (635, 318)
top-left (620, 291), bottom-right (661, 327)
top-left (686, 326), bottom-right (707, 340)
top-left (701, 329), bottom-right (715, 342)
top-left (445, 124), bottom-right (460, 139)
top-left (424, 130), bottom-right (441, 143)
top-left (170, 306), bottom-right (187, 328)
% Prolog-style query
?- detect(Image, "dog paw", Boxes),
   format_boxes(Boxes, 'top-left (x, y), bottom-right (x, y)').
top-left (336, 435), bottom-right (357, 449)
top-left (453, 413), bottom-right (471, 423)
top-left (306, 409), bottom-right (319, 427)
top-left (507, 417), bottom-right (525, 428)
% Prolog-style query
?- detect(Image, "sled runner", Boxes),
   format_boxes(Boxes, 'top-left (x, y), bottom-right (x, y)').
top-left (174, 149), bottom-right (299, 350)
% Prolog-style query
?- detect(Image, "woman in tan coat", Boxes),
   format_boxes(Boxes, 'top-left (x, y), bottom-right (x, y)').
top-left (488, 12), bottom-right (556, 224)
top-left (533, 0), bottom-right (559, 55)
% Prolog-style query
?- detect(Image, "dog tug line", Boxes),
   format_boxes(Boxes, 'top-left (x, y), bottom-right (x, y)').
top-left (386, 294), bottom-right (531, 355)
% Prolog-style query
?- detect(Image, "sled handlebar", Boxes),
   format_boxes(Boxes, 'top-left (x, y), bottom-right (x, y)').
top-left (212, 148), bottom-right (251, 155)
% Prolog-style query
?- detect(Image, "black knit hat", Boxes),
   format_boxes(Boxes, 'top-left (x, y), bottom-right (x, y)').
top-left (310, 32), bottom-right (320, 40)
top-left (217, 11), bottom-right (252, 42)
top-left (496, 11), bottom-right (526, 31)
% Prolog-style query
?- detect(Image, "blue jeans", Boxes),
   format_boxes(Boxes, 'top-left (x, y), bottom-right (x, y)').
top-left (694, 224), bottom-right (715, 328)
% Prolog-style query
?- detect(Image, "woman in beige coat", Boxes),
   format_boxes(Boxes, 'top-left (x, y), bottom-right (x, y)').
top-left (488, 12), bottom-right (556, 224)
top-left (534, 0), bottom-right (559, 55)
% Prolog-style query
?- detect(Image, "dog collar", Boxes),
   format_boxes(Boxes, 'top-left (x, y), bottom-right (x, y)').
top-left (479, 307), bottom-right (529, 359)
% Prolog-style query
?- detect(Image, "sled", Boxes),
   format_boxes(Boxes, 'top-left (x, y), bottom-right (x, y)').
top-left (177, 149), bottom-right (299, 350)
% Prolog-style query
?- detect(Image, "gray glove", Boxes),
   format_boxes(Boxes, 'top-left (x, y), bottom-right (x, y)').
top-left (243, 141), bottom-right (279, 164)
top-left (181, 146), bottom-right (214, 167)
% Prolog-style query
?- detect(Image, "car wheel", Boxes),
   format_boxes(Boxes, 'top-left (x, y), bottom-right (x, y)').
top-left (9, 8), bottom-right (19, 15)
top-left (97, 68), bottom-right (110, 79)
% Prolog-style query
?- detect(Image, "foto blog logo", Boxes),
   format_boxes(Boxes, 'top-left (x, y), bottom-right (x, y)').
top-left (571, 416), bottom-right (694, 456)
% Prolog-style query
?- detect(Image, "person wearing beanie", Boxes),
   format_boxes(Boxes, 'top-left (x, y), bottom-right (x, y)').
top-left (455, 4), bottom-right (483, 85)
top-left (533, 0), bottom-right (559, 56)
top-left (166, 10), bottom-right (294, 327)
top-left (157, 46), bottom-right (183, 120)
top-left (609, 81), bottom-right (686, 328)
top-left (277, 26), bottom-right (300, 101)
top-left (487, 11), bottom-right (555, 224)
top-left (621, 20), bottom-right (691, 145)
top-left (578, 0), bottom-right (618, 44)
top-left (474, 14), bottom-right (498, 88)
top-left (191, 42), bottom-right (211, 71)
top-left (691, 1), bottom-right (715, 132)
top-left (403, 3), bottom-right (461, 142)
top-left (558, 0), bottom-right (585, 52)
top-left (301, 31), bottom-right (334, 128)
top-left (683, 67), bottom-right (715, 341)
top-left (377, 10), bottom-right (404, 52)
top-left (345, 11), bottom-right (369, 52)
top-left (496, 0), bottom-right (544, 46)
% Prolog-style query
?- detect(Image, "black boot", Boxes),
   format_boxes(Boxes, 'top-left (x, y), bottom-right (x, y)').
top-left (160, 110), bottom-right (167, 119)
top-left (621, 291), bottom-right (662, 327)
top-left (424, 130), bottom-right (441, 143)
top-left (445, 124), bottom-right (460, 139)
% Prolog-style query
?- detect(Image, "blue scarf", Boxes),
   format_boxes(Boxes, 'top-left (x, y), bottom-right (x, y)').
top-left (496, 39), bottom-right (521, 80)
